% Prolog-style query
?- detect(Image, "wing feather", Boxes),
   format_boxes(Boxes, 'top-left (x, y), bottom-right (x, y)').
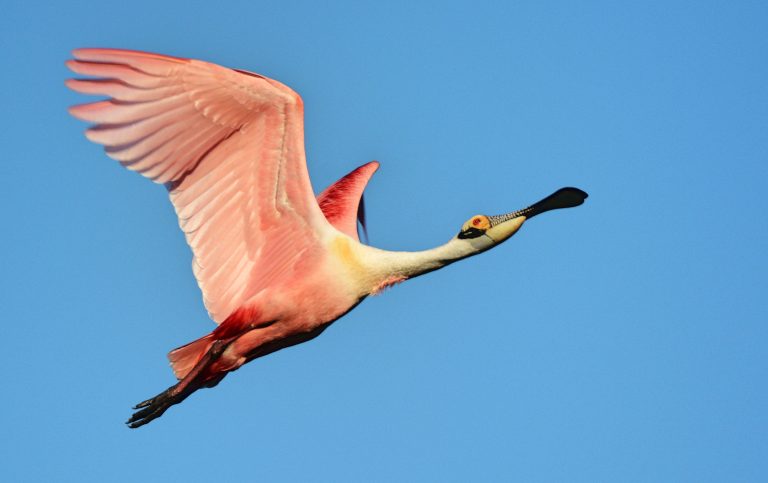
top-left (68, 48), bottom-right (328, 323)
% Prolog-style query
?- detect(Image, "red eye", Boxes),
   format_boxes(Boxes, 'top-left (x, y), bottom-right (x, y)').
top-left (472, 218), bottom-right (481, 226)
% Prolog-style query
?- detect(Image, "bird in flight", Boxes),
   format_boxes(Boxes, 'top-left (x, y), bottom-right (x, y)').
top-left (66, 48), bottom-right (588, 428)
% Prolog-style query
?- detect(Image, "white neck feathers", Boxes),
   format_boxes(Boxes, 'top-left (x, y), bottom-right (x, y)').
top-left (350, 237), bottom-right (480, 295)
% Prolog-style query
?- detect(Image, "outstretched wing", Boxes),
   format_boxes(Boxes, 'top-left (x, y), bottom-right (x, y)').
top-left (67, 48), bottom-right (329, 323)
top-left (317, 161), bottom-right (379, 243)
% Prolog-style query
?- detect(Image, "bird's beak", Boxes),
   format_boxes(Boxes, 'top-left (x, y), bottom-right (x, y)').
top-left (485, 187), bottom-right (589, 245)
top-left (485, 216), bottom-right (526, 243)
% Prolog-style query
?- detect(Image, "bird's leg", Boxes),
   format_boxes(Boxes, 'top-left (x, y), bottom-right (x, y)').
top-left (126, 339), bottom-right (230, 428)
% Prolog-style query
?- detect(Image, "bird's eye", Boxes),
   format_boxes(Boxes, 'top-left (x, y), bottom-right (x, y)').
top-left (459, 215), bottom-right (489, 239)
top-left (458, 215), bottom-right (490, 239)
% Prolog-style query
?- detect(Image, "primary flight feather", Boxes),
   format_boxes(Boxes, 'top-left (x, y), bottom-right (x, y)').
top-left (66, 48), bottom-right (587, 428)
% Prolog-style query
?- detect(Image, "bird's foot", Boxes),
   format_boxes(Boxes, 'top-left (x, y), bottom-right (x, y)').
top-left (126, 339), bottom-right (231, 428)
top-left (126, 384), bottom-right (183, 429)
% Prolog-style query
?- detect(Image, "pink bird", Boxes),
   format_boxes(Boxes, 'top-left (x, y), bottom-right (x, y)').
top-left (66, 48), bottom-right (588, 428)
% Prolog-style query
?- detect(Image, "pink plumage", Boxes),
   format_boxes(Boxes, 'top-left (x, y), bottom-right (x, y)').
top-left (317, 161), bottom-right (379, 241)
top-left (67, 48), bottom-right (374, 426)
top-left (67, 48), bottom-right (587, 428)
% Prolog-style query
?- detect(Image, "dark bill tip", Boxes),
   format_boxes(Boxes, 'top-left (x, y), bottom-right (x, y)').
top-left (524, 187), bottom-right (588, 219)
top-left (552, 187), bottom-right (589, 207)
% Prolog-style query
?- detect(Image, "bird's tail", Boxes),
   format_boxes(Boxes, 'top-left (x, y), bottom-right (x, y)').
top-left (168, 334), bottom-right (215, 380)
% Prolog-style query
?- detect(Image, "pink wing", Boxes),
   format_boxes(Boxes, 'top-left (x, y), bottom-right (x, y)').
top-left (317, 161), bottom-right (379, 242)
top-left (67, 48), bottom-right (329, 324)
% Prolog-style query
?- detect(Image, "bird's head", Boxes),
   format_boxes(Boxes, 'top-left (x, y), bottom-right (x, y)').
top-left (360, 187), bottom-right (587, 284)
top-left (454, 187), bottom-right (589, 253)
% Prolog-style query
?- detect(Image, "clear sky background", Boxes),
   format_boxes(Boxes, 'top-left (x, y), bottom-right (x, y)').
top-left (1, 1), bottom-right (766, 481)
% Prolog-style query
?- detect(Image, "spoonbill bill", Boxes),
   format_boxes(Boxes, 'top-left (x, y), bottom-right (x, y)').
top-left (66, 48), bottom-right (588, 428)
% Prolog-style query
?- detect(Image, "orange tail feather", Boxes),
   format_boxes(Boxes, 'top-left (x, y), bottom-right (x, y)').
top-left (168, 334), bottom-right (215, 380)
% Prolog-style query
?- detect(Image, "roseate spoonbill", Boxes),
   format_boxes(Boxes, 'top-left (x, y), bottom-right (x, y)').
top-left (66, 48), bottom-right (588, 428)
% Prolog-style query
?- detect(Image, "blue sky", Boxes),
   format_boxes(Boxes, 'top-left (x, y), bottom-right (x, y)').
top-left (2, 0), bottom-right (767, 481)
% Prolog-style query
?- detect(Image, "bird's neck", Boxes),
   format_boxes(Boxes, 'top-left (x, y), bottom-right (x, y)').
top-left (358, 238), bottom-right (477, 294)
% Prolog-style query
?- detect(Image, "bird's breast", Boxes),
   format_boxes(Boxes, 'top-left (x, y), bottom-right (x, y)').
top-left (329, 235), bottom-right (364, 271)
top-left (327, 234), bottom-right (380, 296)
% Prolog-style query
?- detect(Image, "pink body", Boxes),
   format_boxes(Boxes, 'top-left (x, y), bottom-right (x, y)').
top-left (66, 48), bottom-right (388, 389)
top-left (170, 162), bottom-right (384, 381)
